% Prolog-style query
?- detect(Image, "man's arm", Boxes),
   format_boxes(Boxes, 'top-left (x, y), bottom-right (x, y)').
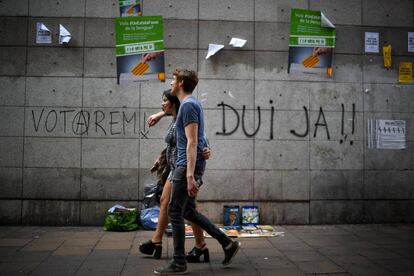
top-left (147, 111), bottom-right (166, 127)
top-left (185, 122), bottom-right (198, 197)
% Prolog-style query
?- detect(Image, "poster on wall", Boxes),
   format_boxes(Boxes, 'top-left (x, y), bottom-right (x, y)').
top-left (115, 16), bottom-right (165, 83)
top-left (408, 32), bottom-right (414, 53)
top-left (119, 0), bottom-right (142, 17)
top-left (36, 22), bottom-right (52, 44)
top-left (365, 32), bottom-right (379, 53)
top-left (367, 119), bottom-right (406, 150)
top-left (399, 62), bottom-right (413, 83)
top-left (288, 8), bottom-right (336, 77)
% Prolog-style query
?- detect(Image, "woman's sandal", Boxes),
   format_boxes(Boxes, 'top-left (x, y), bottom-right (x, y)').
top-left (186, 243), bottom-right (210, 263)
top-left (139, 240), bottom-right (162, 259)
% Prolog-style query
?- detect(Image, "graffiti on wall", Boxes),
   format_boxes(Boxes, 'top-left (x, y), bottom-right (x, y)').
top-left (29, 102), bottom-right (356, 142)
top-left (215, 101), bottom-right (356, 142)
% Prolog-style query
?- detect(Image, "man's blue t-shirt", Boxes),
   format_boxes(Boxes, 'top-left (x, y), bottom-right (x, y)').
top-left (175, 96), bottom-right (207, 168)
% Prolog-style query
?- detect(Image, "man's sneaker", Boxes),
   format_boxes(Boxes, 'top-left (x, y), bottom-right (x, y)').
top-left (153, 261), bottom-right (187, 275)
top-left (222, 240), bottom-right (240, 266)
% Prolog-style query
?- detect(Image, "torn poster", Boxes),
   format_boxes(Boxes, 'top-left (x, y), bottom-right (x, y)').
top-left (288, 9), bottom-right (335, 77)
top-left (205, 43), bottom-right (224, 59)
top-left (229, 38), bottom-right (247, 48)
top-left (119, 0), bottom-right (142, 17)
top-left (59, 24), bottom-right (71, 44)
top-left (36, 23), bottom-right (52, 44)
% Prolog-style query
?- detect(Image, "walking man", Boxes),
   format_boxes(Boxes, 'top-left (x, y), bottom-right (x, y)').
top-left (154, 69), bottom-right (240, 275)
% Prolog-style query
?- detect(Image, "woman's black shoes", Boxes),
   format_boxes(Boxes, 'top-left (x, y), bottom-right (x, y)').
top-left (186, 243), bottom-right (210, 263)
top-left (139, 240), bottom-right (210, 262)
top-left (139, 240), bottom-right (162, 259)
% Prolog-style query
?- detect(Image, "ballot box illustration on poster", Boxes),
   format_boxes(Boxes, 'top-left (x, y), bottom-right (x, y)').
top-left (115, 16), bottom-right (165, 83)
top-left (119, 0), bottom-right (142, 17)
top-left (288, 9), bottom-right (336, 77)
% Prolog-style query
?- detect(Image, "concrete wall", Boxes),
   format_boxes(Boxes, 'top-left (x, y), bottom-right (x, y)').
top-left (0, 0), bottom-right (413, 225)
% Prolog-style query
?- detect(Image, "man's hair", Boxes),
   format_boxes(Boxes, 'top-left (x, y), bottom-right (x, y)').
top-left (173, 69), bottom-right (198, 93)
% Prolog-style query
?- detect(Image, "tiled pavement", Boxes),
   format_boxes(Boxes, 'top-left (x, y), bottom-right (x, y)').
top-left (0, 224), bottom-right (413, 275)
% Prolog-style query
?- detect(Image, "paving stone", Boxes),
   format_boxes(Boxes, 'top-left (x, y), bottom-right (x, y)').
top-left (21, 242), bottom-right (62, 251)
top-left (0, 238), bottom-right (32, 247)
top-left (53, 246), bottom-right (93, 256)
top-left (295, 260), bottom-right (346, 274)
top-left (250, 255), bottom-right (297, 270)
top-left (0, 250), bottom-right (52, 263)
top-left (76, 259), bottom-right (125, 275)
top-left (0, 262), bottom-right (39, 275)
top-left (373, 258), bottom-right (414, 272)
top-left (242, 247), bottom-right (284, 258)
top-left (30, 255), bottom-right (85, 276)
top-left (0, 247), bottom-right (21, 257)
top-left (329, 255), bottom-right (393, 275)
top-left (94, 241), bottom-right (132, 250)
top-left (87, 249), bottom-right (129, 260)
top-left (273, 242), bottom-right (314, 252)
top-left (284, 250), bottom-right (328, 262)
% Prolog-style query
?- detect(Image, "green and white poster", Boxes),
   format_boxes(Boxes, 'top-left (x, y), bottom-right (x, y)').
top-left (115, 16), bottom-right (165, 83)
top-left (288, 9), bottom-right (336, 77)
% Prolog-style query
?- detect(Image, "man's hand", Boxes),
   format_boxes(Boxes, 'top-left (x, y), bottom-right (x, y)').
top-left (202, 147), bottom-right (211, 160)
top-left (147, 111), bottom-right (165, 127)
top-left (141, 52), bottom-right (162, 63)
top-left (187, 176), bottom-right (199, 197)
top-left (313, 47), bottom-right (333, 56)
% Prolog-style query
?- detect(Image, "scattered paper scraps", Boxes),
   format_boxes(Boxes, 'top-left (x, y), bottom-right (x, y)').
top-left (229, 37), bottom-right (247, 48)
top-left (206, 43), bottom-right (224, 59)
top-left (59, 24), bottom-right (72, 44)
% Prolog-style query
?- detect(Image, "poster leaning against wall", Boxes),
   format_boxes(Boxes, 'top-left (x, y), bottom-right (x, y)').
top-left (288, 8), bottom-right (336, 77)
top-left (115, 16), bottom-right (165, 83)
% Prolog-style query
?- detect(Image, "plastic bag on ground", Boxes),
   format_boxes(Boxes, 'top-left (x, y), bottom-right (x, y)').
top-left (103, 205), bottom-right (139, 231)
top-left (143, 183), bottom-right (162, 208)
top-left (140, 207), bottom-right (160, 230)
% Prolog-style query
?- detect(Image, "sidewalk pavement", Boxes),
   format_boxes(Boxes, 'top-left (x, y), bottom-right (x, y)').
top-left (0, 224), bottom-right (413, 276)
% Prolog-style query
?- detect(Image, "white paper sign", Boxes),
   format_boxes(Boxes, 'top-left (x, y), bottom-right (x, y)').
top-left (408, 32), bottom-right (414, 52)
top-left (367, 119), bottom-right (406, 149)
top-left (59, 24), bottom-right (72, 44)
top-left (229, 37), bottom-right (247, 48)
top-left (205, 44), bottom-right (224, 59)
top-left (365, 32), bottom-right (379, 53)
top-left (36, 22), bottom-right (52, 44)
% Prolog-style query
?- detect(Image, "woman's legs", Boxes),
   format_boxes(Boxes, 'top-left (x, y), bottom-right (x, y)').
top-left (191, 200), bottom-right (206, 248)
top-left (192, 223), bottom-right (205, 248)
top-left (151, 180), bottom-right (172, 242)
top-left (150, 179), bottom-right (206, 248)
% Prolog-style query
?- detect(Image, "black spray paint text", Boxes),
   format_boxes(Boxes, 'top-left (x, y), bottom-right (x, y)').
top-left (31, 109), bottom-right (137, 136)
top-left (216, 102), bottom-right (356, 141)
top-left (30, 102), bottom-right (356, 140)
